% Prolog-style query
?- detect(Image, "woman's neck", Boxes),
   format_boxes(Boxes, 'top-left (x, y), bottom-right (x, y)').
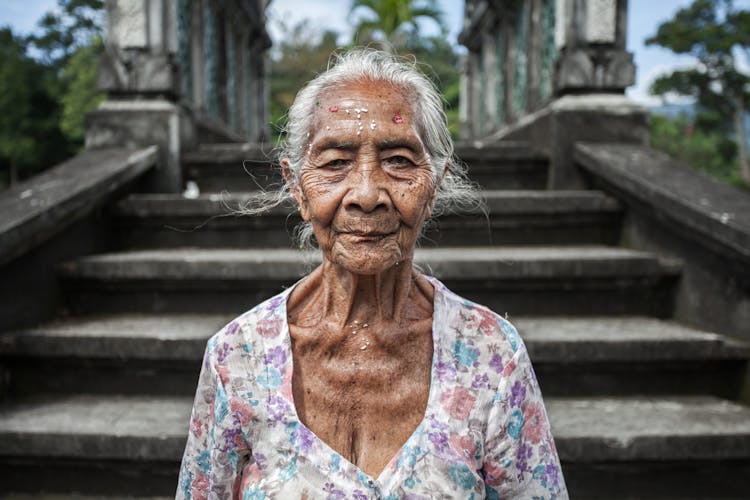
top-left (287, 257), bottom-right (433, 331)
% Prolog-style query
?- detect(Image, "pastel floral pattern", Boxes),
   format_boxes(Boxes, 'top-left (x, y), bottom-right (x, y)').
top-left (177, 277), bottom-right (568, 499)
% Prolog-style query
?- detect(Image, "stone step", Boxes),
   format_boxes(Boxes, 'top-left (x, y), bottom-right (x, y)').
top-left (58, 246), bottom-right (681, 316)
top-left (182, 142), bottom-right (549, 192)
top-left (0, 314), bottom-right (226, 396)
top-left (1, 315), bottom-right (746, 398)
top-left (516, 317), bottom-right (749, 398)
top-left (1, 394), bottom-right (749, 497)
top-left (551, 396), bottom-right (750, 499)
top-left (109, 190), bottom-right (623, 248)
top-left (181, 143), bottom-right (278, 192)
top-left (455, 142), bottom-right (549, 189)
top-left (0, 394), bottom-right (189, 496)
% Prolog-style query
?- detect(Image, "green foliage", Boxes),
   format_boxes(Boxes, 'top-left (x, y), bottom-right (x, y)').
top-left (0, 0), bottom-right (105, 188)
top-left (650, 113), bottom-right (745, 188)
top-left (29, 0), bottom-right (104, 70)
top-left (60, 36), bottom-right (105, 142)
top-left (0, 28), bottom-right (73, 187)
top-left (646, 0), bottom-right (750, 187)
top-left (349, 0), bottom-right (446, 51)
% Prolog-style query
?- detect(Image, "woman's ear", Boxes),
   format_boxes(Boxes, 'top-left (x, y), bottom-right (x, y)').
top-left (281, 158), bottom-right (311, 221)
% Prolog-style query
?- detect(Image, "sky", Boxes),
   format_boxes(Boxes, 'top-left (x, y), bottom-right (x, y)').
top-left (2, 0), bottom-right (749, 107)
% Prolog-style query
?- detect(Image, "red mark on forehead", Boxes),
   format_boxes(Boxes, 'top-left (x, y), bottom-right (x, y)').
top-left (392, 112), bottom-right (404, 124)
top-left (329, 106), bottom-right (339, 112)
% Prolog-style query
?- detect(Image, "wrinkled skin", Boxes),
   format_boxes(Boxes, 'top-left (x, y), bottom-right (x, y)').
top-left (283, 79), bottom-right (442, 477)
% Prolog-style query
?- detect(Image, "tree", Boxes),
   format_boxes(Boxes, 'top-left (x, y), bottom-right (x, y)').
top-left (650, 113), bottom-right (740, 186)
top-left (0, 28), bottom-right (72, 187)
top-left (31, 0), bottom-right (106, 145)
top-left (29, 0), bottom-right (104, 71)
top-left (59, 36), bottom-right (105, 142)
top-left (349, 0), bottom-right (446, 52)
top-left (646, 0), bottom-right (750, 187)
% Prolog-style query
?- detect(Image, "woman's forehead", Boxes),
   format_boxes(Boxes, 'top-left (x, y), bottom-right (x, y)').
top-left (317, 80), bottom-right (413, 113)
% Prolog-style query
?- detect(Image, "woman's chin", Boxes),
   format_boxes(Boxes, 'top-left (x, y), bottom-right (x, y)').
top-left (326, 245), bottom-right (407, 276)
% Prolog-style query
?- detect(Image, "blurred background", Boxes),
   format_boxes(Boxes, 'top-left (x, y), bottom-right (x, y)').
top-left (1, 0), bottom-right (749, 188)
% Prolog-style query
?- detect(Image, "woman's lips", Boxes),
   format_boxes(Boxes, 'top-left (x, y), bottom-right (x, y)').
top-left (341, 230), bottom-right (396, 242)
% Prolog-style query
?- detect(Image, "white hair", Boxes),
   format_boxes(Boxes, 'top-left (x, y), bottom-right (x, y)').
top-left (240, 48), bottom-right (480, 249)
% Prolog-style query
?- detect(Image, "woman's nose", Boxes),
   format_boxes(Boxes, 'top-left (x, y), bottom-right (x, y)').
top-left (344, 164), bottom-right (389, 213)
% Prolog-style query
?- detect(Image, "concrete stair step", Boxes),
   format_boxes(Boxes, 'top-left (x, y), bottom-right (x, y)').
top-left (456, 142), bottom-right (549, 189)
top-left (0, 314), bottom-right (228, 396)
top-left (1, 315), bottom-right (746, 398)
top-left (181, 143), bottom-right (277, 192)
top-left (551, 396), bottom-right (750, 499)
top-left (182, 142), bottom-right (549, 192)
top-left (516, 317), bottom-right (749, 398)
top-left (110, 190), bottom-right (623, 248)
top-left (1, 394), bottom-right (749, 497)
top-left (58, 246), bottom-right (681, 316)
top-left (0, 394), bottom-right (189, 496)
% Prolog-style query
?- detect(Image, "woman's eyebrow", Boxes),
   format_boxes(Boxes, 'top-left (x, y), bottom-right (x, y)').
top-left (314, 139), bottom-right (359, 152)
top-left (378, 139), bottom-right (421, 151)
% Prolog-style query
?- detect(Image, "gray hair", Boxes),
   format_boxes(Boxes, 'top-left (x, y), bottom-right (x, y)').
top-left (242, 48), bottom-right (479, 249)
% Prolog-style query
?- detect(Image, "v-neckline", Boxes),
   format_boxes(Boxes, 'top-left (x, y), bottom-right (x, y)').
top-left (277, 276), bottom-right (443, 487)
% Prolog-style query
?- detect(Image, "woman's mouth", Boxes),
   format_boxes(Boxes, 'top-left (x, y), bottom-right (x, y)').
top-left (342, 230), bottom-right (396, 242)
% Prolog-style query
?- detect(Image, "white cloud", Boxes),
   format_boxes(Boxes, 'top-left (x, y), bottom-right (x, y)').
top-left (627, 62), bottom-right (698, 107)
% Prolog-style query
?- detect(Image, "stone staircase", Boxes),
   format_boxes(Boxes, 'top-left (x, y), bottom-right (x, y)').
top-left (1, 142), bottom-right (750, 498)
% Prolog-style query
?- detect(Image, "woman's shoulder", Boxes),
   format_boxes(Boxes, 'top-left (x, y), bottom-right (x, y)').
top-left (430, 276), bottom-right (525, 356)
top-left (203, 288), bottom-right (290, 362)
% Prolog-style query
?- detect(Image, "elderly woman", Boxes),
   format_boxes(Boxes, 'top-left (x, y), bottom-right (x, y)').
top-left (177, 49), bottom-right (566, 499)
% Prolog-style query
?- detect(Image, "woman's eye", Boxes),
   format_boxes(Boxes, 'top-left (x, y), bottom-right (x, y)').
top-left (383, 155), bottom-right (413, 168)
top-left (323, 159), bottom-right (350, 169)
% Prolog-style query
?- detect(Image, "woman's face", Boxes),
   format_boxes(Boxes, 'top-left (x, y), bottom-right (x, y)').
top-left (289, 79), bottom-right (439, 275)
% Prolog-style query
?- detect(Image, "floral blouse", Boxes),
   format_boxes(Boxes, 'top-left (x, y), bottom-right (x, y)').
top-left (177, 277), bottom-right (567, 499)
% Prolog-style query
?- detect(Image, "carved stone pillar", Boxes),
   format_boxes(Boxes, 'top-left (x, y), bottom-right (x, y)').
top-left (482, 31), bottom-right (498, 135)
top-left (97, 0), bottom-right (178, 97)
top-left (554, 0), bottom-right (635, 94)
top-left (88, 0), bottom-right (190, 192)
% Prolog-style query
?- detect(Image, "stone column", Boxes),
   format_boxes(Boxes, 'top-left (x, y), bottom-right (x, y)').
top-left (458, 56), bottom-right (470, 140)
top-left (554, 0), bottom-right (635, 94)
top-left (482, 31), bottom-right (498, 134)
top-left (541, 0), bottom-right (646, 189)
top-left (526, 0), bottom-right (543, 111)
top-left (468, 51), bottom-right (483, 140)
top-left (88, 0), bottom-right (193, 192)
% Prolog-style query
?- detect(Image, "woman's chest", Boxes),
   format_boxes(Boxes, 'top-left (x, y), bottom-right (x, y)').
top-left (290, 345), bottom-right (432, 476)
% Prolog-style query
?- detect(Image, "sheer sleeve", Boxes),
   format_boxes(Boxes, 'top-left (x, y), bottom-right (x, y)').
top-left (177, 343), bottom-right (250, 499)
top-left (481, 341), bottom-right (568, 499)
